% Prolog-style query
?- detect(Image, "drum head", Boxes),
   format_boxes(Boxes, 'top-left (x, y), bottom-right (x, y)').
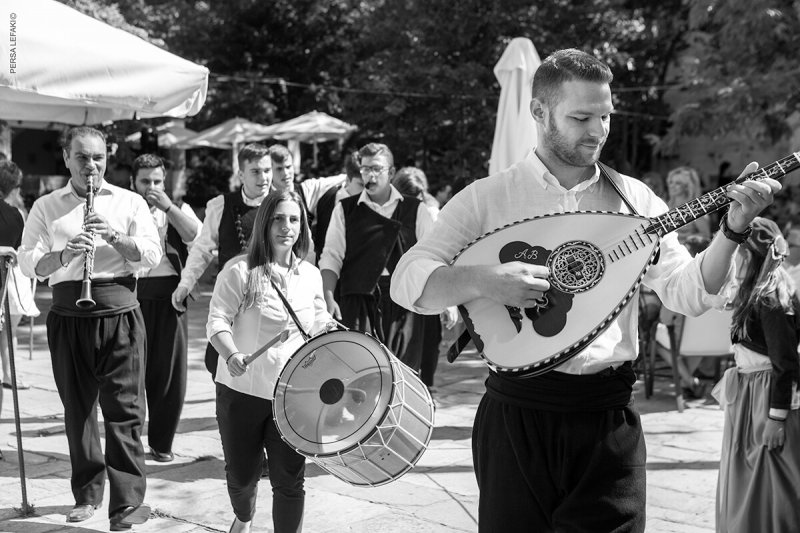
top-left (274, 330), bottom-right (394, 456)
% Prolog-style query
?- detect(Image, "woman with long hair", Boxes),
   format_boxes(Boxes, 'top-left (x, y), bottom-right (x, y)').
top-left (207, 190), bottom-right (333, 533)
top-left (715, 217), bottom-right (800, 532)
top-left (666, 166), bottom-right (712, 244)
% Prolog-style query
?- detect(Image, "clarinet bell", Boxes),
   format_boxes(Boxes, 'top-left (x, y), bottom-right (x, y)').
top-left (76, 279), bottom-right (95, 309)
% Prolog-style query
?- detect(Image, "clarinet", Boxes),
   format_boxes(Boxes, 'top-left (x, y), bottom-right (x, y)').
top-left (76, 175), bottom-right (96, 309)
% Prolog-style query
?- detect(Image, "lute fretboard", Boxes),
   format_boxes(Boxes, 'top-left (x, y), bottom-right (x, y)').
top-left (644, 152), bottom-right (800, 237)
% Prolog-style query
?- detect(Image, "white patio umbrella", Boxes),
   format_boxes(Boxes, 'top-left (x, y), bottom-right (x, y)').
top-left (488, 38), bottom-right (541, 175)
top-left (268, 111), bottom-right (358, 169)
top-left (0, 0), bottom-right (208, 125)
top-left (175, 117), bottom-right (280, 173)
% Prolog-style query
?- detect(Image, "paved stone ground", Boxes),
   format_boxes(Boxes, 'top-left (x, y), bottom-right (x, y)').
top-left (0, 282), bottom-right (724, 532)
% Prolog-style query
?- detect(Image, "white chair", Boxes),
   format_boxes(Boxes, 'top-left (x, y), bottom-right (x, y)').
top-left (652, 308), bottom-right (734, 412)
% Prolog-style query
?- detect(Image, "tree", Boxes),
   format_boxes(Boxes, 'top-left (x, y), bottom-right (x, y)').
top-left (666, 0), bottom-right (800, 145)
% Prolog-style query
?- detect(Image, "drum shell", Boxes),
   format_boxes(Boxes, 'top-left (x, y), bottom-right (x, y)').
top-left (273, 330), bottom-right (435, 487)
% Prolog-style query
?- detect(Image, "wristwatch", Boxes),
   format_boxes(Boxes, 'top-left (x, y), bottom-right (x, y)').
top-left (108, 230), bottom-right (121, 245)
top-left (719, 215), bottom-right (752, 244)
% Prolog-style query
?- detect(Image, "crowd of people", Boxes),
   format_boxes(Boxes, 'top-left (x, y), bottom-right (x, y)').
top-left (0, 47), bottom-right (797, 533)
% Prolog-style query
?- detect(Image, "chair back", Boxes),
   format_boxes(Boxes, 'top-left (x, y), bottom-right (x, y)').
top-left (678, 308), bottom-right (734, 357)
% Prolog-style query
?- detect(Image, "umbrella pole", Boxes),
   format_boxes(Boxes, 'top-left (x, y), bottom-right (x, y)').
top-left (0, 259), bottom-right (33, 516)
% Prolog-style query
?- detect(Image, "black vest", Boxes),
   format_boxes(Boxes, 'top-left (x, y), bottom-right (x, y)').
top-left (339, 194), bottom-right (420, 296)
top-left (218, 190), bottom-right (259, 270)
top-left (314, 185), bottom-right (341, 261)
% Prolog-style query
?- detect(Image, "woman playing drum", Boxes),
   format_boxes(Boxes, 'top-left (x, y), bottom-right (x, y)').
top-left (207, 190), bottom-right (333, 533)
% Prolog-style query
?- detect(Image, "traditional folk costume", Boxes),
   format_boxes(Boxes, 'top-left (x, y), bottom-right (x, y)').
top-left (18, 180), bottom-right (161, 518)
top-left (137, 202), bottom-right (201, 457)
top-left (320, 186), bottom-right (434, 371)
top-left (391, 151), bottom-right (722, 532)
top-left (207, 255), bottom-right (332, 529)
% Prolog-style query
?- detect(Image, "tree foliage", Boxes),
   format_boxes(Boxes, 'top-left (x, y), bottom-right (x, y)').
top-left (55, 0), bottom-right (798, 198)
top-left (668, 0), bottom-right (800, 143)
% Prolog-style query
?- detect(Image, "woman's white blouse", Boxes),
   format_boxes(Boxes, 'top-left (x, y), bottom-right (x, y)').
top-left (207, 256), bottom-right (332, 400)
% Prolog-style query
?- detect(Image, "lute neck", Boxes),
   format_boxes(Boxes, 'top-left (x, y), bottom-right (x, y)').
top-left (646, 152), bottom-right (800, 237)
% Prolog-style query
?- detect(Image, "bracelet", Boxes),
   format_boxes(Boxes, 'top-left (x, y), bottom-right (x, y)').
top-left (59, 249), bottom-right (69, 268)
top-left (225, 352), bottom-right (242, 364)
top-left (719, 215), bottom-right (752, 245)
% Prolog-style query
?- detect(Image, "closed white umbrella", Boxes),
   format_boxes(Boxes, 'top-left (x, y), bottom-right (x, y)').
top-left (0, 0), bottom-right (208, 124)
top-left (489, 38), bottom-right (541, 175)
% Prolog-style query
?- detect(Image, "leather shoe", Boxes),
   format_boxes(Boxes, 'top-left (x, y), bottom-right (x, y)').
top-left (149, 447), bottom-right (174, 463)
top-left (67, 503), bottom-right (98, 522)
top-left (2, 380), bottom-right (30, 390)
top-left (109, 503), bottom-right (151, 531)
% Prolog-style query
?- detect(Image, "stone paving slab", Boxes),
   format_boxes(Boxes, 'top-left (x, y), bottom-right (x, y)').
top-left (0, 283), bottom-right (725, 532)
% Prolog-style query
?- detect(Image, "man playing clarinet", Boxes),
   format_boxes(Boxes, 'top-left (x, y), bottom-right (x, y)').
top-left (18, 127), bottom-right (161, 531)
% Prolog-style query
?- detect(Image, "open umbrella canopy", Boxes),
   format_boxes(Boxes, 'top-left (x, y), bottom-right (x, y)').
top-left (489, 38), bottom-right (541, 175)
top-left (175, 117), bottom-right (278, 149)
top-left (268, 111), bottom-right (358, 143)
top-left (0, 0), bottom-right (208, 125)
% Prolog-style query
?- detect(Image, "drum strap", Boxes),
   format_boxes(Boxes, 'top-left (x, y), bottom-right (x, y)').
top-left (447, 163), bottom-right (641, 364)
top-left (270, 278), bottom-right (310, 340)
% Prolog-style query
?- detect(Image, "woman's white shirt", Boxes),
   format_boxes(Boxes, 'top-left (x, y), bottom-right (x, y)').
top-left (207, 256), bottom-right (332, 400)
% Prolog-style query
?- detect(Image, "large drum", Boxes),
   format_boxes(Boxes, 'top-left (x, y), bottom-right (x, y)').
top-left (273, 330), bottom-right (435, 487)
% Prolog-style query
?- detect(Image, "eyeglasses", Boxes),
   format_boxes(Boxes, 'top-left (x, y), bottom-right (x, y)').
top-left (359, 165), bottom-right (389, 176)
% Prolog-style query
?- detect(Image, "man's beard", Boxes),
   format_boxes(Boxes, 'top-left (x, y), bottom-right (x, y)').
top-left (543, 114), bottom-right (604, 168)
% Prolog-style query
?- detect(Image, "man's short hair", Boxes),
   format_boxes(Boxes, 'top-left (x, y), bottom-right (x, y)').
top-left (131, 153), bottom-right (165, 177)
top-left (268, 144), bottom-right (292, 164)
top-left (531, 48), bottom-right (613, 108)
top-left (62, 126), bottom-right (107, 154)
top-left (237, 143), bottom-right (269, 169)
top-left (0, 160), bottom-right (23, 197)
top-left (358, 143), bottom-right (394, 168)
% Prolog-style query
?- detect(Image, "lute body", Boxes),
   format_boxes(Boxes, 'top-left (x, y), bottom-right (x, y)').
top-left (451, 152), bottom-right (800, 377)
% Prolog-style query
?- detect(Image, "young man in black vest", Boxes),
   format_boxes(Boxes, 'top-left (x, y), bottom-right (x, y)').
top-left (170, 143), bottom-right (271, 376)
top-left (268, 144), bottom-right (345, 259)
top-left (319, 143), bottom-right (434, 370)
top-left (131, 154), bottom-right (202, 463)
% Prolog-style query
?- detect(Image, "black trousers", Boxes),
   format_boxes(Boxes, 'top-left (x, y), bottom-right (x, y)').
top-left (340, 277), bottom-right (423, 371)
top-left (419, 314), bottom-right (442, 387)
top-left (216, 383), bottom-right (305, 531)
top-left (472, 394), bottom-right (647, 533)
top-left (138, 277), bottom-right (187, 454)
top-left (46, 309), bottom-right (147, 516)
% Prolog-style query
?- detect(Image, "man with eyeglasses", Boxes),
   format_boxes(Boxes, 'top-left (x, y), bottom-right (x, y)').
top-left (319, 143), bottom-right (435, 370)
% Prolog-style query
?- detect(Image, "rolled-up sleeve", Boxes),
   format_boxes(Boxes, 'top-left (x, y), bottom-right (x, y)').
top-left (127, 195), bottom-right (162, 270)
top-left (17, 201), bottom-right (51, 281)
top-left (206, 261), bottom-right (245, 340)
top-left (641, 198), bottom-right (720, 317)
top-left (179, 196), bottom-right (223, 292)
top-left (318, 202), bottom-right (346, 276)
top-left (391, 185), bottom-right (482, 315)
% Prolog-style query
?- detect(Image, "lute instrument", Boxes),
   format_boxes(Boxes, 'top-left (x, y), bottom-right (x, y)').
top-left (451, 152), bottom-right (800, 377)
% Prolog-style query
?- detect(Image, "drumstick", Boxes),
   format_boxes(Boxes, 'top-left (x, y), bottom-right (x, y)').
top-left (244, 329), bottom-right (290, 366)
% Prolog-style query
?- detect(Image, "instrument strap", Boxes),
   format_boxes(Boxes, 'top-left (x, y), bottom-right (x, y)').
top-left (270, 278), bottom-right (310, 340)
top-left (447, 162), bottom-right (641, 364)
top-left (598, 162), bottom-right (641, 216)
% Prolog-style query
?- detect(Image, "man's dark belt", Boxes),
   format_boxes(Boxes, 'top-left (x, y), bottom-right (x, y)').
top-left (485, 362), bottom-right (636, 412)
top-left (51, 276), bottom-right (138, 317)
top-left (137, 275), bottom-right (179, 301)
